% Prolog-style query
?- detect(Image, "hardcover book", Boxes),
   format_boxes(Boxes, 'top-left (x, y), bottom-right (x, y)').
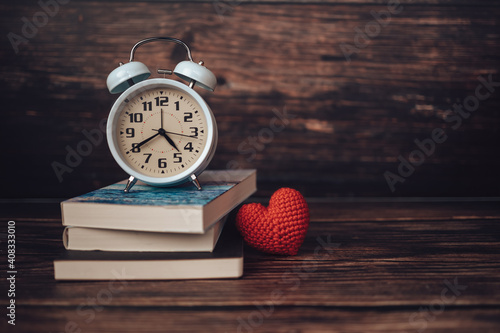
top-left (54, 223), bottom-right (244, 280)
top-left (63, 217), bottom-right (226, 252)
top-left (61, 169), bottom-right (256, 233)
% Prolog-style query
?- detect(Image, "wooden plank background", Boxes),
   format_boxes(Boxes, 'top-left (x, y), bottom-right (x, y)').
top-left (1, 0), bottom-right (499, 198)
top-left (2, 201), bottom-right (499, 332)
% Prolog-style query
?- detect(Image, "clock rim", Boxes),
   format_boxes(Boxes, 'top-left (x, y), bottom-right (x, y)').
top-left (106, 78), bottom-right (217, 187)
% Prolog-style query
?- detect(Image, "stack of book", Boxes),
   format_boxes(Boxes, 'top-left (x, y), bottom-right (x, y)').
top-left (53, 169), bottom-right (256, 280)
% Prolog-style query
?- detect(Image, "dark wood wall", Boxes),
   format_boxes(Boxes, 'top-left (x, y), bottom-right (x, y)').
top-left (1, 0), bottom-right (499, 198)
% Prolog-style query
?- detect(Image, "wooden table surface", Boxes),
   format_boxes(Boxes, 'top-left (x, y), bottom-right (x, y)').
top-left (1, 199), bottom-right (500, 332)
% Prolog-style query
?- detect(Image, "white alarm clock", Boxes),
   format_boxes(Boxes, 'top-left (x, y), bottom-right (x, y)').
top-left (106, 37), bottom-right (217, 193)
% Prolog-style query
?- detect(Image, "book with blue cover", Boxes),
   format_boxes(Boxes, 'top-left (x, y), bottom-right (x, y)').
top-left (61, 169), bottom-right (256, 234)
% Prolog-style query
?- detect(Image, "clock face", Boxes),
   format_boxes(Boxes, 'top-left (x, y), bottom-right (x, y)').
top-left (107, 79), bottom-right (216, 185)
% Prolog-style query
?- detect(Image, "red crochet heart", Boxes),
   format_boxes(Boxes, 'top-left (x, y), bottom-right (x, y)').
top-left (236, 188), bottom-right (310, 255)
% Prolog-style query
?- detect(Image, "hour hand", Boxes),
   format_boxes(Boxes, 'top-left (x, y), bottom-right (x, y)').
top-left (158, 129), bottom-right (180, 152)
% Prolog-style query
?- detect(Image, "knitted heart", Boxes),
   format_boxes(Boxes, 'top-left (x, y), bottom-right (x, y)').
top-left (236, 188), bottom-right (310, 255)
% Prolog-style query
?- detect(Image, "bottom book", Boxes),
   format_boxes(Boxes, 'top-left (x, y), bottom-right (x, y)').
top-left (53, 223), bottom-right (243, 281)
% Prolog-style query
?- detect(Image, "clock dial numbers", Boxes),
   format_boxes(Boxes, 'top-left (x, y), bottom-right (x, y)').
top-left (117, 87), bottom-right (207, 178)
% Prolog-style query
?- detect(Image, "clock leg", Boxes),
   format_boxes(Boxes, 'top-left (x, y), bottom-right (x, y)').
top-left (190, 174), bottom-right (202, 190)
top-left (124, 176), bottom-right (138, 193)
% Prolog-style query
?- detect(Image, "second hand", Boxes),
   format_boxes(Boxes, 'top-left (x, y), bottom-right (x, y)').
top-left (152, 129), bottom-right (198, 139)
top-left (157, 108), bottom-right (197, 139)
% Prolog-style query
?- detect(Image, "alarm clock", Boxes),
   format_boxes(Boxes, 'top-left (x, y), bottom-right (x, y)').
top-left (106, 37), bottom-right (217, 193)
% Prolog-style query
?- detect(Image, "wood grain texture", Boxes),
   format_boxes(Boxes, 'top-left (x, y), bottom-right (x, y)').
top-left (7, 307), bottom-right (500, 333)
top-left (3, 199), bottom-right (500, 222)
top-left (1, 202), bottom-right (499, 332)
top-left (12, 219), bottom-right (500, 307)
top-left (1, 1), bottom-right (499, 198)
